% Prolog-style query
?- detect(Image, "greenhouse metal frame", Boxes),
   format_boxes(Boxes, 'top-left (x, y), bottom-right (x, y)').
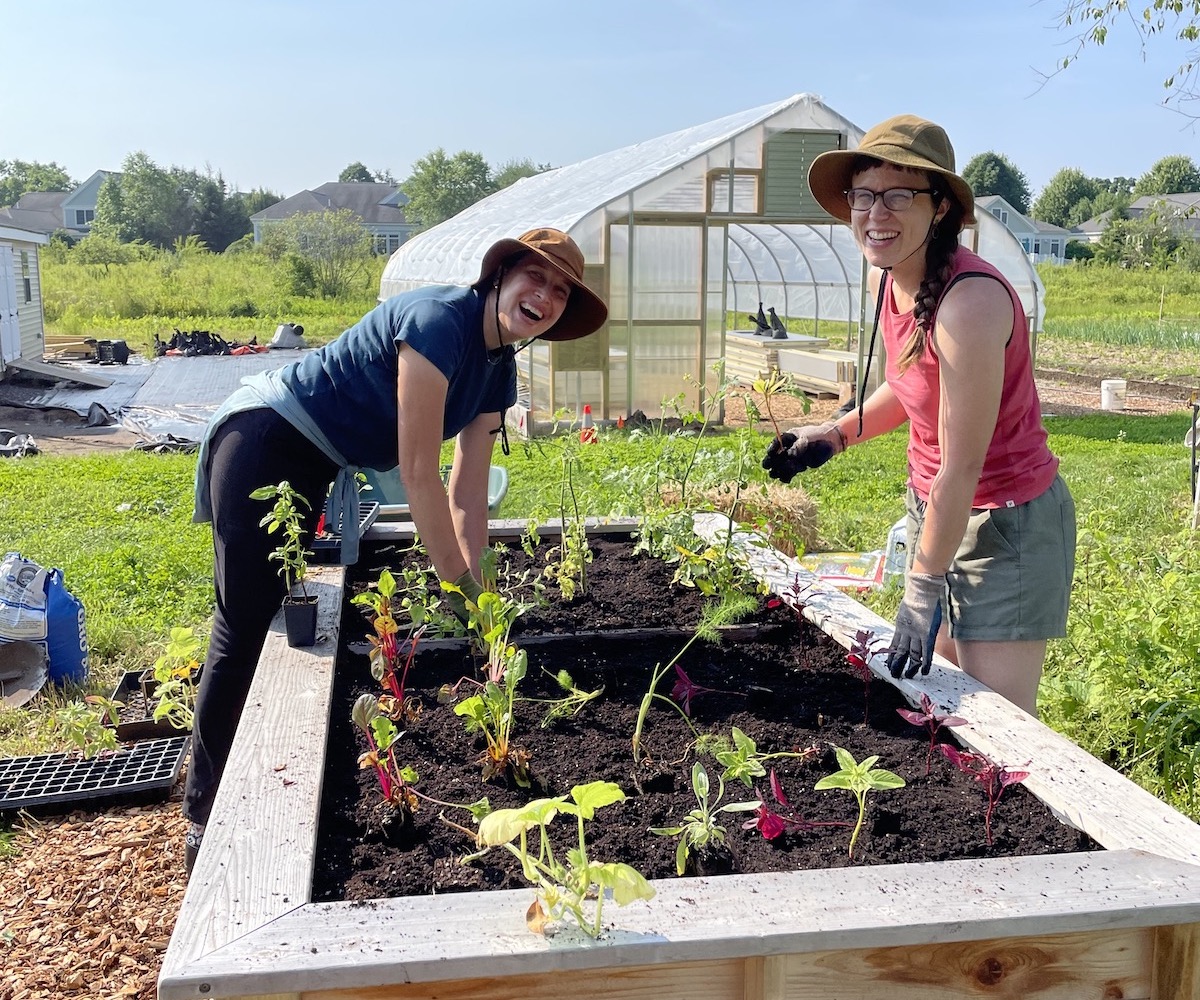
top-left (380, 93), bottom-right (1043, 435)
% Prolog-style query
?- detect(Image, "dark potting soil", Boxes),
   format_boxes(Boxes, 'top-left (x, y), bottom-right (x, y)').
top-left (311, 535), bottom-right (1096, 903)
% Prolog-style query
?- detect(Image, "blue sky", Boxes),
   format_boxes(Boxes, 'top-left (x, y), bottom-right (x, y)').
top-left (6, 1), bottom-right (1197, 200)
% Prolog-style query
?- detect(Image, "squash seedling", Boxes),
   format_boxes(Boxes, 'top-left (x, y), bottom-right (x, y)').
top-left (150, 625), bottom-right (203, 730)
top-left (476, 780), bottom-right (655, 938)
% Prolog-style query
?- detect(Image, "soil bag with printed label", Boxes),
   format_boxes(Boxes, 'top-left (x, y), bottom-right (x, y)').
top-left (0, 552), bottom-right (89, 685)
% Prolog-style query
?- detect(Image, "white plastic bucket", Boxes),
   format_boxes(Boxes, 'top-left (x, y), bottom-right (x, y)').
top-left (1100, 379), bottom-right (1127, 411)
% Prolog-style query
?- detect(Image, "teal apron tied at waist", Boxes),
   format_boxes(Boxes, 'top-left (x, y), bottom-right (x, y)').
top-left (193, 369), bottom-right (363, 565)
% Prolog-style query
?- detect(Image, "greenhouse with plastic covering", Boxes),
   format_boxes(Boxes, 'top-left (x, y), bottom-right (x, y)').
top-left (379, 93), bottom-right (1044, 436)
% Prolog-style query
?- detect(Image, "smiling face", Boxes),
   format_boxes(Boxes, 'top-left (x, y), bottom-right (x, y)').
top-left (495, 254), bottom-right (573, 346)
top-left (848, 163), bottom-right (947, 283)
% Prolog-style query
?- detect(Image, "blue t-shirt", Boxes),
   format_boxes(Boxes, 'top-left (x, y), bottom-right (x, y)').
top-left (277, 285), bottom-right (516, 470)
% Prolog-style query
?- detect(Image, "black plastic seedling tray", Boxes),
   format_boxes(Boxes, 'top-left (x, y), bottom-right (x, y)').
top-left (312, 500), bottom-right (380, 563)
top-left (0, 736), bottom-right (190, 815)
top-left (108, 670), bottom-right (192, 742)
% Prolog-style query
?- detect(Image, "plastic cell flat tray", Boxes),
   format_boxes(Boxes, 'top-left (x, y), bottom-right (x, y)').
top-left (0, 735), bottom-right (190, 814)
top-left (312, 500), bottom-right (380, 563)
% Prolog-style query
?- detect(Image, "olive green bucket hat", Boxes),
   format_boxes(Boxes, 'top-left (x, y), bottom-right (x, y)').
top-left (808, 114), bottom-right (976, 227)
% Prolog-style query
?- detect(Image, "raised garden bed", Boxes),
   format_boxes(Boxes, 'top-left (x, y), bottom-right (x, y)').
top-left (160, 517), bottom-right (1200, 1000)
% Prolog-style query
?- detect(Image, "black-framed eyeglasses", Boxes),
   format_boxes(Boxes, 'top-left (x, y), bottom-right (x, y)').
top-left (845, 187), bottom-right (938, 212)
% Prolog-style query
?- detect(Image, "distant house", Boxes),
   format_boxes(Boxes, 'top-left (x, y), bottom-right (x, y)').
top-left (0, 169), bottom-right (117, 240)
top-left (250, 182), bottom-right (415, 255)
top-left (1075, 192), bottom-right (1200, 244)
top-left (976, 195), bottom-right (1073, 265)
top-left (0, 222), bottom-right (49, 373)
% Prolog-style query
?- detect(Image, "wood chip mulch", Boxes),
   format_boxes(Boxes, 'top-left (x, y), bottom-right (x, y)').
top-left (0, 780), bottom-right (187, 1000)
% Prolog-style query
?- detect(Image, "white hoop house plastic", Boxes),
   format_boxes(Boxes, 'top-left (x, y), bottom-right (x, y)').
top-left (380, 93), bottom-right (1043, 434)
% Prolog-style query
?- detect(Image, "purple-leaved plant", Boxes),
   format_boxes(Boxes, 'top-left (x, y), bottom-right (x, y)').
top-left (742, 768), bottom-right (851, 840)
top-left (669, 665), bottom-right (744, 717)
top-left (897, 693), bottom-right (967, 775)
top-left (845, 628), bottom-right (888, 724)
top-left (939, 745), bottom-right (1030, 845)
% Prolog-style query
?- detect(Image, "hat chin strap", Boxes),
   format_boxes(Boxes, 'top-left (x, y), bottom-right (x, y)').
top-left (855, 215), bottom-right (940, 437)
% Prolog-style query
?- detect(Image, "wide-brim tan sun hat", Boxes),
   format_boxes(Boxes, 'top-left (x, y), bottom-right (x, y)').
top-left (476, 228), bottom-right (608, 342)
top-left (808, 114), bottom-right (976, 227)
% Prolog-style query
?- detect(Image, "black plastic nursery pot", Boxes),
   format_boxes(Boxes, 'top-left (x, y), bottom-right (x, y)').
top-left (0, 736), bottom-right (190, 815)
top-left (108, 670), bottom-right (192, 741)
top-left (284, 596), bottom-right (319, 647)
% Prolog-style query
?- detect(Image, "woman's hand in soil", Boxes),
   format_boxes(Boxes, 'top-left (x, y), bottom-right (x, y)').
top-left (886, 572), bottom-right (945, 679)
top-left (761, 424), bottom-right (844, 484)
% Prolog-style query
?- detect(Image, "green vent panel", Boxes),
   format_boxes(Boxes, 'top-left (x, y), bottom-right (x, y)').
top-left (763, 130), bottom-right (843, 219)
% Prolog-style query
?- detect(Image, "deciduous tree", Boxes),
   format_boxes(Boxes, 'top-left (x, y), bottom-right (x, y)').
top-left (492, 158), bottom-right (553, 191)
top-left (962, 152), bottom-right (1032, 214)
top-left (1133, 154), bottom-right (1200, 195)
top-left (401, 148), bottom-right (495, 230)
top-left (1031, 167), bottom-right (1101, 227)
top-left (339, 162), bottom-right (375, 183)
top-left (0, 159), bottom-right (75, 207)
top-left (1053, 1), bottom-right (1200, 115)
top-left (260, 208), bottom-right (373, 297)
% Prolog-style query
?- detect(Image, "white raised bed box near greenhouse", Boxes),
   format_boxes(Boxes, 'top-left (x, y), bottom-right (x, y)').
top-left (159, 516), bottom-right (1200, 1000)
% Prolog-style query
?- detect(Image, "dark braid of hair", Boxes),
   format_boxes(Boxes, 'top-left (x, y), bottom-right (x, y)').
top-left (898, 195), bottom-right (965, 373)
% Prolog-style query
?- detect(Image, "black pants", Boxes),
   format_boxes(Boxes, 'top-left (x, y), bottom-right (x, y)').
top-left (183, 409), bottom-right (337, 825)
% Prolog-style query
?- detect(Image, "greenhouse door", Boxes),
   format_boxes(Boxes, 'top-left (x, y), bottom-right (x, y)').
top-left (608, 222), bottom-right (706, 418)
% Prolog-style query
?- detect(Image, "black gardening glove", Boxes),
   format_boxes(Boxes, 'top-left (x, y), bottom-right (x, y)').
top-left (885, 572), bottom-right (946, 679)
top-left (761, 424), bottom-right (844, 484)
top-left (441, 570), bottom-right (484, 625)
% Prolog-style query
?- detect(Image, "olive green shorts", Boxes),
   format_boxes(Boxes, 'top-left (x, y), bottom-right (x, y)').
top-left (905, 474), bottom-right (1076, 641)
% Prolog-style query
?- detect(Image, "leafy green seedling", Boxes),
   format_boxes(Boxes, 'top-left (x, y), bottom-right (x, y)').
top-left (814, 745), bottom-right (906, 859)
top-left (250, 480), bottom-right (313, 598)
top-left (649, 761), bottom-right (758, 875)
top-left (477, 780), bottom-right (654, 937)
top-left (706, 726), bottom-right (812, 788)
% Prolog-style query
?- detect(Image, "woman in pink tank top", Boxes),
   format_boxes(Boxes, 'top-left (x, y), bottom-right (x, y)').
top-left (762, 115), bottom-right (1075, 715)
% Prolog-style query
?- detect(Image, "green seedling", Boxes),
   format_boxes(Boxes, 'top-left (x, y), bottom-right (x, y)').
top-left (150, 625), bottom-right (203, 730)
top-left (476, 780), bottom-right (655, 938)
top-left (703, 726), bottom-right (813, 788)
top-left (649, 761), bottom-right (759, 875)
top-left (53, 696), bottom-right (122, 758)
top-left (814, 745), bottom-right (906, 859)
top-left (250, 480), bottom-right (313, 598)
top-left (632, 591), bottom-right (757, 769)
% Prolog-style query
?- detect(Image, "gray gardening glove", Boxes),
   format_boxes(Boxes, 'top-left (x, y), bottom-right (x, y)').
top-left (886, 572), bottom-right (946, 679)
top-left (441, 570), bottom-right (484, 624)
top-left (761, 423), bottom-right (845, 484)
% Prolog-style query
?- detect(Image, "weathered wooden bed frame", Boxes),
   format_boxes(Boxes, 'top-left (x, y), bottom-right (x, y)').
top-left (159, 516), bottom-right (1200, 999)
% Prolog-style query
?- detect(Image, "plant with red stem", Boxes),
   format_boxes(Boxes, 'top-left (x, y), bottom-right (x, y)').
top-left (353, 570), bottom-right (423, 723)
top-left (352, 692), bottom-right (418, 814)
top-left (845, 628), bottom-right (888, 724)
top-left (897, 693), bottom-right (967, 775)
top-left (669, 664), bottom-right (745, 717)
top-left (939, 745), bottom-right (1030, 845)
top-left (742, 768), bottom-right (852, 840)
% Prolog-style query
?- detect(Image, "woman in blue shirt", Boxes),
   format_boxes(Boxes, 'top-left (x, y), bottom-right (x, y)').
top-left (184, 228), bottom-right (607, 872)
